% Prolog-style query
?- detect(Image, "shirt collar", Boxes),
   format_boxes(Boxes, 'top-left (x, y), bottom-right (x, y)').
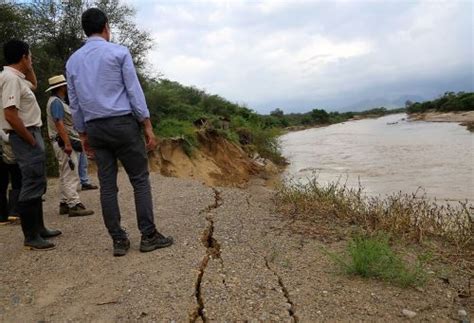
top-left (86, 36), bottom-right (107, 43)
top-left (3, 66), bottom-right (25, 79)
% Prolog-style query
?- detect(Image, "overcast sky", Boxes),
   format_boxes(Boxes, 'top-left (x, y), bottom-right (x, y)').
top-left (128, 0), bottom-right (473, 114)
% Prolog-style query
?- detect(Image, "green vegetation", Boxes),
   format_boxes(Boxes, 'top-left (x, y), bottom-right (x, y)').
top-left (406, 92), bottom-right (474, 113)
top-left (328, 233), bottom-right (426, 287)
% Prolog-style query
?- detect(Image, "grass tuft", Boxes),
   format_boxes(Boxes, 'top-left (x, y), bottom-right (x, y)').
top-left (329, 234), bottom-right (427, 287)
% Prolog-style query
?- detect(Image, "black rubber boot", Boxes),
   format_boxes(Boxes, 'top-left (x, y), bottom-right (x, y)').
top-left (35, 198), bottom-right (62, 238)
top-left (18, 200), bottom-right (55, 250)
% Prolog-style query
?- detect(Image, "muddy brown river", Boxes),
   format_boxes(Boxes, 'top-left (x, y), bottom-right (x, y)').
top-left (281, 113), bottom-right (474, 202)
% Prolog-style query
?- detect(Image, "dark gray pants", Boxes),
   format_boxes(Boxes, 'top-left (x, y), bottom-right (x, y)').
top-left (86, 115), bottom-right (156, 240)
top-left (9, 128), bottom-right (47, 202)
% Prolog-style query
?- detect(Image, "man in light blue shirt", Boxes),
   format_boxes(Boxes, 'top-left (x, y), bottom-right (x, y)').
top-left (66, 8), bottom-right (173, 257)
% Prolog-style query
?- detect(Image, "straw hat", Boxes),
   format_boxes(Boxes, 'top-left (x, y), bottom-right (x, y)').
top-left (45, 75), bottom-right (67, 92)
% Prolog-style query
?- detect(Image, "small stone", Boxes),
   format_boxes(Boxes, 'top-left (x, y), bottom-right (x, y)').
top-left (402, 309), bottom-right (417, 319)
top-left (458, 309), bottom-right (467, 317)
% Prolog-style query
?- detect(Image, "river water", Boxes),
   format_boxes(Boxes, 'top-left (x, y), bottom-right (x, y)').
top-left (280, 113), bottom-right (474, 202)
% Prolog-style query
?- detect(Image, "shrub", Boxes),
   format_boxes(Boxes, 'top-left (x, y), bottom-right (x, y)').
top-left (330, 233), bottom-right (427, 287)
top-left (155, 118), bottom-right (197, 155)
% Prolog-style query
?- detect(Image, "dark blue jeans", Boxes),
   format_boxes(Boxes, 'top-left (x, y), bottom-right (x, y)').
top-left (86, 115), bottom-right (156, 240)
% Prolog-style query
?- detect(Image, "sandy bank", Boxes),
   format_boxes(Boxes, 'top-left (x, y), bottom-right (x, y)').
top-left (409, 111), bottom-right (474, 123)
top-left (148, 130), bottom-right (280, 187)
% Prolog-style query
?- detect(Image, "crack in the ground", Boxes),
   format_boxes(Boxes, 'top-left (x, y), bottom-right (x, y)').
top-left (264, 257), bottom-right (299, 323)
top-left (190, 188), bottom-right (223, 323)
top-left (242, 192), bottom-right (298, 321)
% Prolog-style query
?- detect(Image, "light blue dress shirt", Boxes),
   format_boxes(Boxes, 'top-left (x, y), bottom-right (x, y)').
top-left (66, 36), bottom-right (150, 133)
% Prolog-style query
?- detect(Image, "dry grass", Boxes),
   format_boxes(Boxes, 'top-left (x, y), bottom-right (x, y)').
top-left (274, 177), bottom-right (473, 250)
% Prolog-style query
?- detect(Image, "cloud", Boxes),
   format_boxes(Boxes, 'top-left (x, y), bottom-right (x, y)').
top-left (133, 0), bottom-right (473, 113)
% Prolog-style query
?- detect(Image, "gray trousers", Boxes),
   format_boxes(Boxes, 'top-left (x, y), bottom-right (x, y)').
top-left (9, 128), bottom-right (47, 202)
top-left (86, 114), bottom-right (156, 239)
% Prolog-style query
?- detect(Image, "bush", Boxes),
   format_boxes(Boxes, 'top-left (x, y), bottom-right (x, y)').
top-left (155, 118), bottom-right (197, 155)
top-left (248, 126), bottom-right (286, 165)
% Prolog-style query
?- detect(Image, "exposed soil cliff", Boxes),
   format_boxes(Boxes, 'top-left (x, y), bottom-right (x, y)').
top-left (149, 130), bottom-right (277, 187)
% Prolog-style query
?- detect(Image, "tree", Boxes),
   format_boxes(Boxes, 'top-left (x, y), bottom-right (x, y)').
top-left (270, 108), bottom-right (284, 117)
top-left (310, 108), bottom-right (329, 124)
top-left (0, 2), bottom-right (34, 66)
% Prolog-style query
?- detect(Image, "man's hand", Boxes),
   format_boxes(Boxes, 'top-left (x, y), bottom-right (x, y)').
top-left (4, 106), bottom-right (36, 146)
top-left (143, 118), bottom-right (158, 151)
top-left (24, 61), bottom-right (37, 91)
top-left (79, 132), bottom-right (94, 158)
top-left (55, 120), bottom-right (72, 155)
top-left (64, 143), bottom-right (73, 156)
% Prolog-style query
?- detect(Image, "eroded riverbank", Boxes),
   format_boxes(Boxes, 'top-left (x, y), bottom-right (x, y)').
top-left (0, 171), bottom-right (471, 321)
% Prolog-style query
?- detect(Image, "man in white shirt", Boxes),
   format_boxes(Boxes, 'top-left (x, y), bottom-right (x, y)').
top-left (0, 39), bottom-right (61, 250)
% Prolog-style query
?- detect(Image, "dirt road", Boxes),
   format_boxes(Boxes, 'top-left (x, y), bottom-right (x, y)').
top-left (0, 172), bottom-right (471, 322)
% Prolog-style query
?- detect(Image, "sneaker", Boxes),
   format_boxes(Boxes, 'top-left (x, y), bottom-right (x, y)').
top-left (81, 183), bottom-right (98, 191)
top-left (68, 203), bottom-right (94, 217)
top-left (113, 238), bottom-right (130, 257)
top-left (140, 230), bottom-right (173, 252)
top-left (59, 203), bottom-right (69, 215)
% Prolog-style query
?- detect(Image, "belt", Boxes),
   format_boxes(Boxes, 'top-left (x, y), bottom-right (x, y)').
top-left (86, 113), bottom-right (133, 124)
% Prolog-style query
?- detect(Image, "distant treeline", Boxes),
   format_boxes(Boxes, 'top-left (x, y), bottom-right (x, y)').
top-left (264, 106), bottom-right (406, 129)
top-left (406, 92), bottom-right (474, 114)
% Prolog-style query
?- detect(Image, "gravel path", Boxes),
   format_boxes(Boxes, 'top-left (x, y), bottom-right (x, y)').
top-left (0, 171), bottom-right (471, 322)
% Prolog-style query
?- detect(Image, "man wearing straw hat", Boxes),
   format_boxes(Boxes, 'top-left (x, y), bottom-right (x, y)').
top-left (45, 75), bottom-right (94, 218)
top-left (0, 39), bottom-right (61, 250)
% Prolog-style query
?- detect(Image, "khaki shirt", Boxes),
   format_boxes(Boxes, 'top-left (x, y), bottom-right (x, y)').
top-left (46, 96), bottom-right (80, 141)
top-left (0, 66), bottom-right (42, 130)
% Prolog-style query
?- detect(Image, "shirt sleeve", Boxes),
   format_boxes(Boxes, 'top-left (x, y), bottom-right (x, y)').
top-left (1, 75), bottom-right (21, 110)
top-left (66, 68), bottom-right (86, 133)
top-left (50, 98), bottom-right (65, 121)
top-left (121, 48), bottom-right (150, 122)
